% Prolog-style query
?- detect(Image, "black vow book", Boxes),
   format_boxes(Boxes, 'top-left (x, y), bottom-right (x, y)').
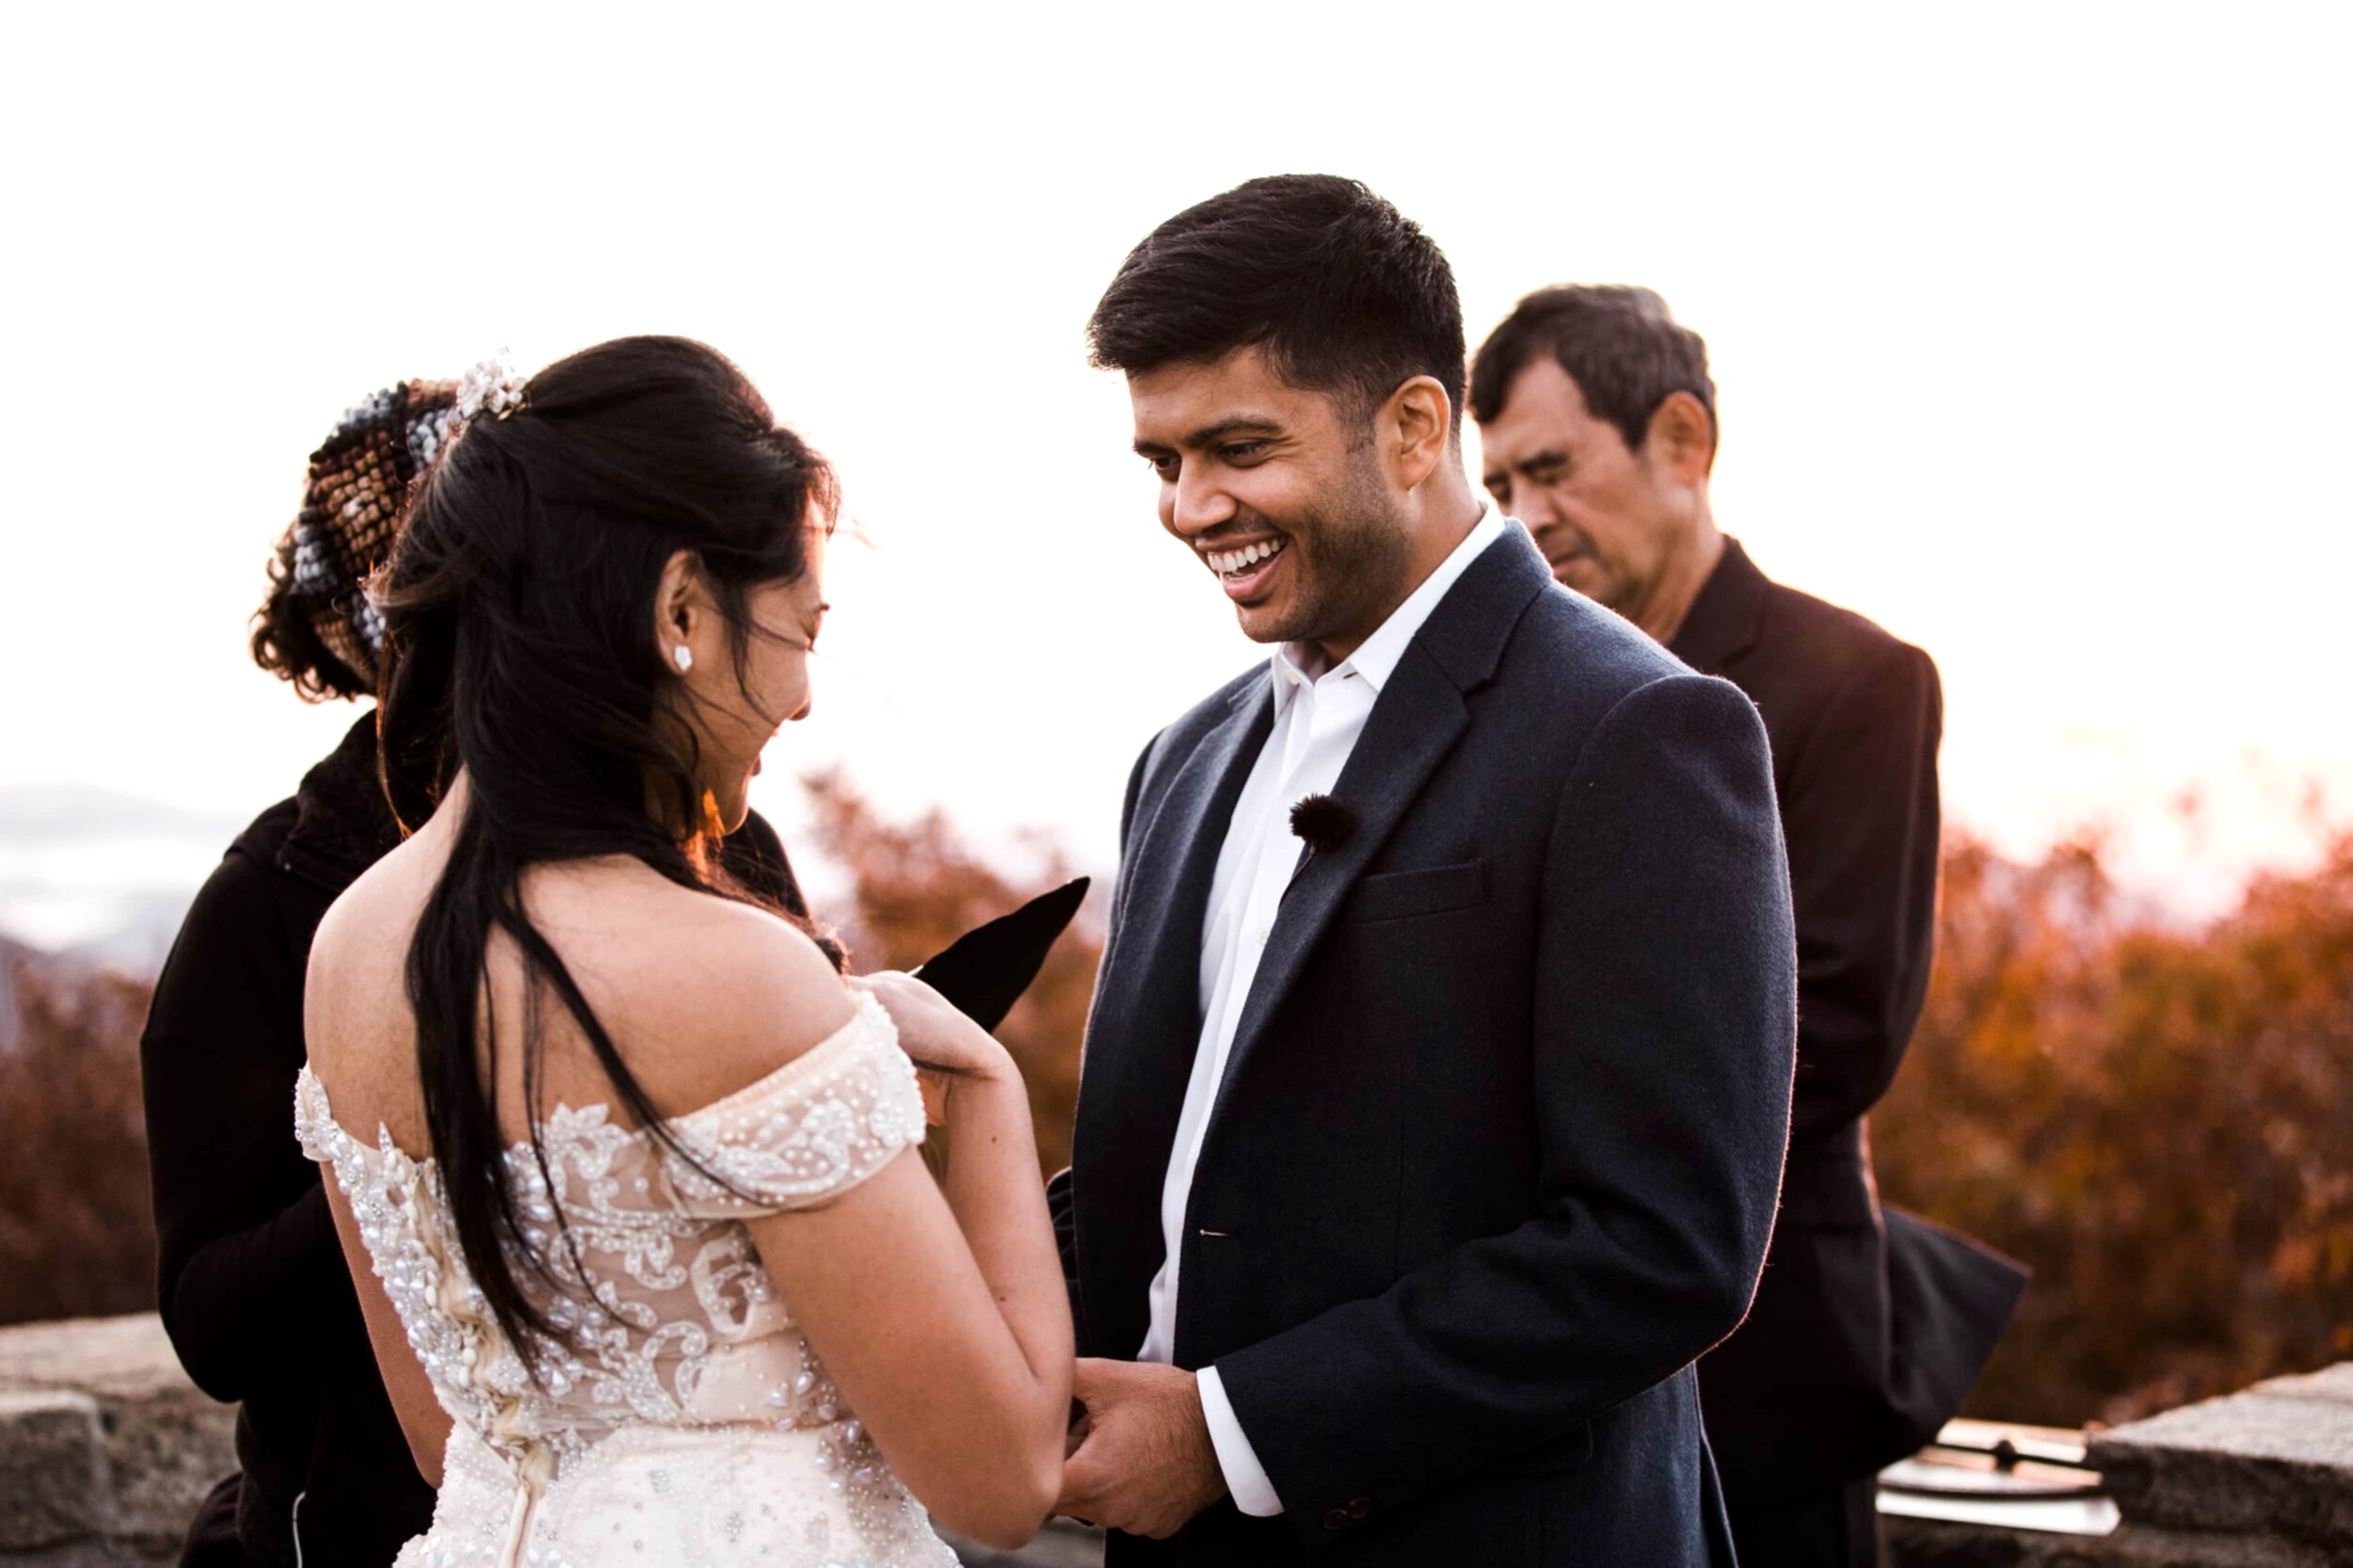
top-left (911, 877), bottom-right (1089, 1031)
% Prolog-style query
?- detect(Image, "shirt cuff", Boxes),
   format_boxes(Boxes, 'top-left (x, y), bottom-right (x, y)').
top-left (1197, 1365), bottom-right (1284, 1517)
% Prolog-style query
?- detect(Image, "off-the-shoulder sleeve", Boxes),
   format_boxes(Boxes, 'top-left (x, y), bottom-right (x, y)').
top-left (660, 991), bottom-right (927, 1218)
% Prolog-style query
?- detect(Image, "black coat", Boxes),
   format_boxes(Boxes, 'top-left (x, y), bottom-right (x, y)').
top-left (1673, 538), bottom-right (2026, 1498)
top-left (138, 713), bottom-right (807, 1568)
top-left (1058, 526), bottom-right (1798, 1566)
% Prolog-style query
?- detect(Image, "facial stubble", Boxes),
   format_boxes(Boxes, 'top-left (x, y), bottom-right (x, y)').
top-left (1254, 449), bottom-right (1415, 659)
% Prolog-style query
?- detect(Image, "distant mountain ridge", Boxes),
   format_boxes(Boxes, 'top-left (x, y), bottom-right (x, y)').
top-left (0, 784), bottom-right (244, 848)
top-left (0, 783), bottom-right (240, 980)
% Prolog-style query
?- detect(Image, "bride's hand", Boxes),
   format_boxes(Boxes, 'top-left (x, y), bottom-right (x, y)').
top-left (848, 971), bottom-right (1018, 1125)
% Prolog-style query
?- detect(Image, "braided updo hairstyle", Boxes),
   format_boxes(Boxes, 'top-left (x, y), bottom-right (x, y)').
top-left (253, 380), bottom-right (461, 699)
top-left (370, 336), bottom-right (840, 1372)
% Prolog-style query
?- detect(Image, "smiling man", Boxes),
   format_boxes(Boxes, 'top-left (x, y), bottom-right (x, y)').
top-left (1472, 285), bottom-right (2027, 1568)
top-left (1048, 176), bottom-right (1799, 1567)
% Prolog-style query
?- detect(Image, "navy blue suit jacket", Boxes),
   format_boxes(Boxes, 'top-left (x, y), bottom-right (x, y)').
top-left (1058, 525), bottom-right (1799, 1565)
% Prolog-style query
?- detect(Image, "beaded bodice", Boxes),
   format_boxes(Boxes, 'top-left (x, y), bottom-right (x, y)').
top-left (296, 992), bottom-right (949, 1567)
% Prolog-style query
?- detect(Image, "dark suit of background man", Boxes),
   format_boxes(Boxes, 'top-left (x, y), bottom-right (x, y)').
top-left (1472, 285), bottom-right (2029, 1568)
top-left (1042, 175), bottom-right (1798, 1567)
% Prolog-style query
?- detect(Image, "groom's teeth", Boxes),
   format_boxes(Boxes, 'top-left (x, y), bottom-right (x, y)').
top-left (1208, 539), bottom-right (1285, 576)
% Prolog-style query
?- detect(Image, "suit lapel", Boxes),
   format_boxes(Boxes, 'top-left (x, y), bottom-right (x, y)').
top-left (1110, 679), bottom-right (1273, 1064)
top-left (1207, 650), bottom-right (1466, 1128)
top-left (1206, 525), bottom-right (1554, 1128)
top-left (1076, 680), bottom-right (1272, 1288)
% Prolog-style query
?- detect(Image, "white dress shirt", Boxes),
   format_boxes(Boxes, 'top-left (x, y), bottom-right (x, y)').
top-left (1139, 506), bottom-right (1508, 1517)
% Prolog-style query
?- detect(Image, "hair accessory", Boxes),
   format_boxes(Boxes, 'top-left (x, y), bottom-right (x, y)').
top-left (269, 378), bottom-right (463, 691)
top-left (454, 354), bottom-right (527, 425)
top-left (673, 646), bottom-right (694, 673)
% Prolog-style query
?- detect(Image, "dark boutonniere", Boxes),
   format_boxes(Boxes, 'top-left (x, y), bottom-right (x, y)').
top-left (1289, 792), bottom-right (1358, 864)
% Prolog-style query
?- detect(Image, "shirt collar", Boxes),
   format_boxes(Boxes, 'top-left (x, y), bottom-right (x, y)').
top-left (1271, 503), bottom-right (1508, 709)
top-left (1665, 535), bottom-right (1769, 675)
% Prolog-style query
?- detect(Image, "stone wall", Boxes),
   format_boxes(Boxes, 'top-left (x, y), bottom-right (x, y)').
top-left (1884, 1364), bottom-right (2353, 1566)
top-left (0, 1317), bottom-right (232, 1567)
top-left (3, 1313), bottom-right (2347, 1567)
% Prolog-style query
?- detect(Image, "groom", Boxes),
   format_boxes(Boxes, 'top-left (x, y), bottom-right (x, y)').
top-left (1049, 174), bottom-right (1800, 1565)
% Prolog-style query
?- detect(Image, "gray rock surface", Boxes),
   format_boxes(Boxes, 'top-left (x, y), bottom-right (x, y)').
top-left (0, 1391), bottom-right (108, 1550)
top-left (0, 1315), bottom-right (232, 1566)
top-left (2092, 1362), bottom-right (2353, 1552)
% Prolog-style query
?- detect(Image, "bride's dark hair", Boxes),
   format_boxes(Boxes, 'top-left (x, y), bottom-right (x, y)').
top-left (372, 336), bottom-right (839, 1369)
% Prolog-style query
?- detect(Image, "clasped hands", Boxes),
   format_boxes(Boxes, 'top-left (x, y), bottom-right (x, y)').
top-left (1054, 1357), bottom-right (1229, 1540)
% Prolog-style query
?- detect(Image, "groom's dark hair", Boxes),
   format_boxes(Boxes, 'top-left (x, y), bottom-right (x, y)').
top-left (1087, 174), bottom-right (1466, 434)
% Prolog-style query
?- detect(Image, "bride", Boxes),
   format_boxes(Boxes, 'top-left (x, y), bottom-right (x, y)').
top-left (295, 338), bottom-right (1072, 1566)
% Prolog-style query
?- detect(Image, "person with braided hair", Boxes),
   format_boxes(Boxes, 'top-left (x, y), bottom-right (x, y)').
top-left (139, 372), bottom-right (813, 1567)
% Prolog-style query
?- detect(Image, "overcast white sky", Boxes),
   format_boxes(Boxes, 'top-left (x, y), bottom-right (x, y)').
top-left (2, 2), bottom-right (2345, 927)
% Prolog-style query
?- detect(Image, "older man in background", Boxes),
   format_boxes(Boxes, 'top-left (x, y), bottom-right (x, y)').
top-left (1471, 286), bottom-right (2027, 1568)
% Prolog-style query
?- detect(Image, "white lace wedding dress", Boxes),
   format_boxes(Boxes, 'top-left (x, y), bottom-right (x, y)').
top-left (295, 990), bottom-right (958, 1568)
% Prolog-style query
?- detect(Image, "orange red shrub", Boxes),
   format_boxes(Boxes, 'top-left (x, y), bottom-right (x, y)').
top-left (0, 955), bottom-right (157, 1324)
top-left (1875, 830), bottom-right (2353, 1425)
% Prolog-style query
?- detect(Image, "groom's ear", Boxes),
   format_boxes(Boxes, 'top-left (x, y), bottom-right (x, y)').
top-left (1379, 375), bottom-right (1454, 493)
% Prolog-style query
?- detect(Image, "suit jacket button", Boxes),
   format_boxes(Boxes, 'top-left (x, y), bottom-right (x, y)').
top-left (1322, 1508), bottom-right (1351, 1532)
top-left (1347, 1497), bottom-right (1372, 1520)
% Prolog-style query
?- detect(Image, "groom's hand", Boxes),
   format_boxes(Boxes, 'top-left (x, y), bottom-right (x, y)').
top-left (1056, 1357), bottom-right (1227, 1540)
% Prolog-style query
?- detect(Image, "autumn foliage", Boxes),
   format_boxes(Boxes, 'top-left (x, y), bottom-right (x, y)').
top-left (2, 780), bottom-right (2346, 1441)
top-left (0, 958), bottom-right (158, 1324)
top-left (796, 767), bottom-right (1104, 1178)
top-left (1874, 829), bottom-right (2353, 1426)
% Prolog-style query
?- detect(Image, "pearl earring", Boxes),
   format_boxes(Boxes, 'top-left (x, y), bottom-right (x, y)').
top-left (673, 646), bottom-right (694, 673)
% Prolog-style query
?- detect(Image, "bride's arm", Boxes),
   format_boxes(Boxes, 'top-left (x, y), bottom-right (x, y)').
top-left (687, 932), bottom-right (1064, 1544)
top-left (322, 1176), bottom-right (449, 1488)
top-left (859, 969), bottom-right (1075, 1416)
top-left (726, 963), bottom-right (1071, 1550)
top-left (929, 1069), bottom-right (1073, 1416)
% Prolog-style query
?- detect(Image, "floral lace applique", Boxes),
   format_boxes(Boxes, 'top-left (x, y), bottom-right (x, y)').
top-left (296, 992), bottom-right (946, 1566)
top-left (662, 994), bottom-right (928, 1218)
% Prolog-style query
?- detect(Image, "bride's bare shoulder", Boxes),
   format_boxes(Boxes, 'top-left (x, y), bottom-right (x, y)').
top-left (303, 834), bottom-right (444, 1089)
top-left (306, 847), bottom-right (856, 1117)
top-left (529, 864), bottom-right (858, 1115)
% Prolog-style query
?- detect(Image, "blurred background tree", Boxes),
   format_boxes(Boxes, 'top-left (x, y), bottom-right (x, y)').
top-left (797, 767), bottom-right (1100, 1177)
top-left (0, 956), bottom-right (156, 1324)
top-left (1874, 828), bottom-right (2353, 1427)
top-left (3, 776), bottom-right (2345, 1440)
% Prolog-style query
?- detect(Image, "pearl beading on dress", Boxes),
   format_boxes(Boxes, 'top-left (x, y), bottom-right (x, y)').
top-left (296, 992), bottom-right (951, 1568)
